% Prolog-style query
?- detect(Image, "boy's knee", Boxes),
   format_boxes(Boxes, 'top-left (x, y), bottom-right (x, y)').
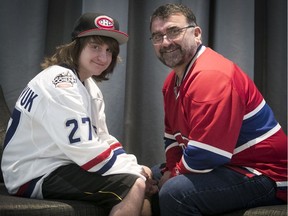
top-left (133, 178), bottom-right (146, 192)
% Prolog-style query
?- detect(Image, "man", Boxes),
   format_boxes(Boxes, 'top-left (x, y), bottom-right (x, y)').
top-left (149, 3), bottom-right (287, 215)
top-left (2, 12), bottom-right (157, 216)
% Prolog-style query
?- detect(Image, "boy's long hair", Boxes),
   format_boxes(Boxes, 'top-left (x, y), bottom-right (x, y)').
top-left (41, 36), bottom-right (120, 82)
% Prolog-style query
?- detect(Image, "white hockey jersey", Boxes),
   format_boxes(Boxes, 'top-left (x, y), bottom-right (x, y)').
top-left (1, 65), bottom-right (144, 198)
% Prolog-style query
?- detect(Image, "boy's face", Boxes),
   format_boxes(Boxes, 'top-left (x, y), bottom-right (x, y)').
top-left (78, 40), bottom-right (113, 81)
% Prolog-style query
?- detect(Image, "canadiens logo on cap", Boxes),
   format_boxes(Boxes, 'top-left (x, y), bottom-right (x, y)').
top-left (95, 16), bottom-right (114, 30)
top-left (71, 12), bottom-right (128, 45)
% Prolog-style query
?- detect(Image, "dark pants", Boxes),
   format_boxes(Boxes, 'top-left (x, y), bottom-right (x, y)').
top-left (151, 164), bottom-right (284, 216)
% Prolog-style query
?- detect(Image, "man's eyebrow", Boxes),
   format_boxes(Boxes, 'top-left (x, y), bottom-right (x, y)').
top-left (167, 26), bottom-right (180, 29)
top-left (152, 26), bottom-right (180, 35)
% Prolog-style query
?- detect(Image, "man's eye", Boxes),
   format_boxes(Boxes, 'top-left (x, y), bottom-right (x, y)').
top-left (168, 28), bottom-right (181, 36)
top-left (153, 34), bottom-right (162, 40)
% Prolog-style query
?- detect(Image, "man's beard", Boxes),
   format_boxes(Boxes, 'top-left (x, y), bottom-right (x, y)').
top-left (158, 44), bottom-right (186, 68)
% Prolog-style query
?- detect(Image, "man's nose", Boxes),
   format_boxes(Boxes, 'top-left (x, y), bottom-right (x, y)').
top-left (161, 35), bottom-right (172, 45)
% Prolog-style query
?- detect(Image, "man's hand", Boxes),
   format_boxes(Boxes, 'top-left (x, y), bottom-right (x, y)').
top-left (158, 170), bottom-right (171, 189)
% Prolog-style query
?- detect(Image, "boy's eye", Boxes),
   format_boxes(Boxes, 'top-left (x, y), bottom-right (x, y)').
top-left (88, 42), bottom-right (112, 55)
top-left (92, 45), bottom-right (100, 50)
top-left (88, 42), bottom-right (100, 49)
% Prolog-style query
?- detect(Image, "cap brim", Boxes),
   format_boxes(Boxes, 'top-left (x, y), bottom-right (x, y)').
top-left (77, 29), bottom-right (128, 45)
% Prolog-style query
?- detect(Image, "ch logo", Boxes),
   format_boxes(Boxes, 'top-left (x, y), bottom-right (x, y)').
top-left (95, 16), bottom-right (114, 29)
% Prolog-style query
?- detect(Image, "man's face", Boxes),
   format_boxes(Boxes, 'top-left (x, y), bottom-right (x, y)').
top-left (150, 14), bottom-right (201, 69)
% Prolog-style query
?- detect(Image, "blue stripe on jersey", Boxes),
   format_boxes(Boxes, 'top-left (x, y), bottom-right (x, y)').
top-left (114, 148), bottom-right (126, 155)
top-left (96, 148), bottom-right (125, 175)
top-left (164, 136), bottom-right (176, 149)
top-left (236, 103), bottom-right (278, 147)
top-left (183, 145), bottom-right (230, 170)
top-left (3, 108), bottom-right (21, 149)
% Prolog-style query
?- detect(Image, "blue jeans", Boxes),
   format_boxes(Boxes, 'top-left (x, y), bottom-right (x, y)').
top-left (151, 164), bottom-right (283, 216)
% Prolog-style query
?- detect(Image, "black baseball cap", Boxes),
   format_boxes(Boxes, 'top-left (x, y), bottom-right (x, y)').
top-left (71, 13), bottom-right (128, 45)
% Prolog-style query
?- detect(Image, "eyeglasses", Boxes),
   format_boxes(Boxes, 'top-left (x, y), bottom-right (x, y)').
top-left (150, 25), bottom-right (195, 45)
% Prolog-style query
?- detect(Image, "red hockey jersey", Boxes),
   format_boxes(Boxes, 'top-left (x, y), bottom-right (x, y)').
top-left (162, 46), bottom-right (287, 201)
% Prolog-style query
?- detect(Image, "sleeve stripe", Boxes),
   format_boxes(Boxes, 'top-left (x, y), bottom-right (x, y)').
top-left (181, 158), bottom-right (213, 173)
top-left (244, 99), bottom-right (265, 120)
top-left (110, 142), bottom-right (123, 150)
top-left (96, 151), bottom-right (118, 174)
top-left (81, 148), bottom-right (112, 170)
top-left (165, 142), bottom-right (179, 152)
top-left (81, 142), bottom-right (124, 171)
top-left (234, 123), bottom-right (281, 154)
top-left (164, 132), bottom-right (175, 140)
top-left (188, 140), bottom-right (232, 158)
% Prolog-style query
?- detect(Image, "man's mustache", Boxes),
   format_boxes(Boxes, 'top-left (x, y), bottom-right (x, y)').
top-left (160, 44), bottom-right (180, 54)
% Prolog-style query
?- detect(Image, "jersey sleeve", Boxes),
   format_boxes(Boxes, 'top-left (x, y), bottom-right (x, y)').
top-left (175, 69), bottom-right (245, 175)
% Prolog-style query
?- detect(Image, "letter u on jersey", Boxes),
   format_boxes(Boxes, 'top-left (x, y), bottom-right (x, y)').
top-left (20, 87), bottom-right (38, 112)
